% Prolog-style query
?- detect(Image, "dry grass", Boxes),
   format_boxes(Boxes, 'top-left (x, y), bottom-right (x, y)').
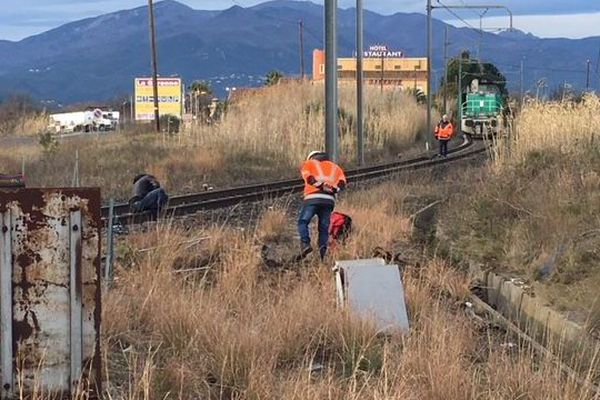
top-left (194, 81), bottom-right (427, 163)
top-left (0, 82), bottom-right (426, 200)
top-left (0, 113), bottom-right (49, 137)
top-left (512, 94), bottom-right (600, 162)
top-left (8, 170), bottom-right (598, 398)
top-left (91, 184), bottom-right (596, 399)
top-left (440, 94), bottom-right (600, 321)
top-left (0, 93), bottom-right (49, 137)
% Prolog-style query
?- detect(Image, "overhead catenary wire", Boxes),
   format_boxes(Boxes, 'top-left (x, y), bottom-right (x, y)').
top-left (493, 62), bottom-right (591, 75)
top-left (458, 0), bottom-right (481, 19)
top-left (436, 0), bottom-right (479, 32)
top-left (436, 0), bottom-right (482, 54)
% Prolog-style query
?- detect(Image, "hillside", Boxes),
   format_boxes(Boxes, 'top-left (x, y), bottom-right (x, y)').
top-left (0, 0), bottom-right (597, 104)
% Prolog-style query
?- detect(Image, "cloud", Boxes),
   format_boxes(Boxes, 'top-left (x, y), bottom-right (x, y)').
top-left (1, 0), bottom-right (599, 41)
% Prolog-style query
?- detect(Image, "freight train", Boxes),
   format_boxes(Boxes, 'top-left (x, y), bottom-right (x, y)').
top-left (460, 79), bottom-right (506, 138)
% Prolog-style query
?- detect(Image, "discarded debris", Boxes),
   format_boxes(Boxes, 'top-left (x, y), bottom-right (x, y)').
top-left (308, 362), bottom-right (324, 373)
top-left (334, 258), bottom-right (409, 333)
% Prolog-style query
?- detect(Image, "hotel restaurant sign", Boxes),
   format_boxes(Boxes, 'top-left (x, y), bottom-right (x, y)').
top-left (364, 45), bottom-right (403, 58)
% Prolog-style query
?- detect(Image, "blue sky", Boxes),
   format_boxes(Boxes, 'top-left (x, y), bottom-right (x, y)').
top-left (2, 0), bottom-right (599, 41)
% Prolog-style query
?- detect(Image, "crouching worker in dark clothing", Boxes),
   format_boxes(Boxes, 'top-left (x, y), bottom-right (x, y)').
top-left (297, 151), bottom-right (347, 260)
top-left (129, 174), bottom-right (168, 218)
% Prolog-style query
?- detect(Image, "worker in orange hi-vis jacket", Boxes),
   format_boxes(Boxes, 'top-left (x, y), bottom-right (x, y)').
top-left (297, 150), bottom-right (347, 260)
top-left (434, 114), bottom-right (454, 158)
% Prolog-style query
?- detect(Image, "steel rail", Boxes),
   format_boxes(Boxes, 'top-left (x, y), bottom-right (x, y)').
top-left (104, 139), bottom-right (486, 226)
top-left (103, 149), bottom-right (445, 218)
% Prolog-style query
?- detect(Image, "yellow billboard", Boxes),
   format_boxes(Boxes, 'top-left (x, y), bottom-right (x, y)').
top-left (134, 77), bottom-right (183, 121)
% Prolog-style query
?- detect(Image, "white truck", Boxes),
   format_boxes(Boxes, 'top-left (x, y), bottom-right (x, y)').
top-left (49, 109), bottom-right (115, 134)
top-left (102, 111), bottom-right (120, 130)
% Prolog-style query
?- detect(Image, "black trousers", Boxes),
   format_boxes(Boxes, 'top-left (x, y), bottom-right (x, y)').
top-left (438, 139), bottom-right (449, 156)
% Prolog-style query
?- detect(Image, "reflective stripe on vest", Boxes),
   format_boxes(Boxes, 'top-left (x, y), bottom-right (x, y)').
top-left (310, 160), bottom-right (339, 185)
top-left (302, 160), bottom-right (342, 201)
top-left (304, 193), bottom-right (336, 202)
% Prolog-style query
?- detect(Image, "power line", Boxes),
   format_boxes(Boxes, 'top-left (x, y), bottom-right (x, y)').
top-left (436, 0), bottom-right (479, 32)
top-left (494, 63), bottom-right (589, 74)
top-left (436, 0), bottom-right (484, 56)
top-left (458, 0), bottom-right (481, 19)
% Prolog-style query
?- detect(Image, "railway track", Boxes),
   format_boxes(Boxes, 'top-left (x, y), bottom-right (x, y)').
top-left (103, 138), bottom-right (487, 226)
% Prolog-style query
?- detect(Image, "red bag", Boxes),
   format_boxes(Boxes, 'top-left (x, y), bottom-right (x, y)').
top-left (329, 212), bottom-right (352, 243)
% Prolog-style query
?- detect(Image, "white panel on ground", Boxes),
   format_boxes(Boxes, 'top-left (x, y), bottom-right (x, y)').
top-left (334, 258), bottom-right (409, 333)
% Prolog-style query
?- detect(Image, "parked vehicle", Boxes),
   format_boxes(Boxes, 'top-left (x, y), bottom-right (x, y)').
top-left (49, 109), bottom-right (115, 133)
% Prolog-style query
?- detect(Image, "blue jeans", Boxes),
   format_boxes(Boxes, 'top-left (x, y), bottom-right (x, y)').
top-left (134, 188), bottom-right (169, 217)
top-left (298, 203), bottom-right (334, 258)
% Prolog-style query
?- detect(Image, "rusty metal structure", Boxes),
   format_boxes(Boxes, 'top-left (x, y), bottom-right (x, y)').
top-left (0, 188), bottom-right (102, 398)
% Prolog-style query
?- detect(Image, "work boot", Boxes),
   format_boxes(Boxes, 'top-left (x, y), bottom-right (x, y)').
top-left (319, 246), bottom-right (327, 260)
top-left (293, 243), bottom-right (313, 262)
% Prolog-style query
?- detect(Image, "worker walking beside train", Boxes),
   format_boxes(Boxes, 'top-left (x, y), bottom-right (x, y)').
top-left (434, 114), bottom-right (454, 158)
top-left (297, 151), bottom-right (347, 260)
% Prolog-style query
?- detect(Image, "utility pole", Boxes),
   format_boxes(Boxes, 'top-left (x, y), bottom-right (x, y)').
top-left (356, 0), bottom-right (364, 166)
top-left (147, 0), bottom-right (160, 132)
top-left (426, 0), bottom-right (433, 150)
top-left (325, 0), bottom-right (338, 162)
top-left (414, 66), bottom-right (418, 90)
top-left (519, 59), bottom-right (524, 106)
top-left (457, 59), bottom-right (462, 125)
top-left (596, 44), bottom-right (600, 75)
top-left (586, 59), bottom-right (591, 90)
top-left (443, 26), bottom-right (449, 114)
top-left (130, 95), bottom-right (134, 124)
top-left (477, 9), bottom-right (488, 59)
top-left (380, 52), bottom-right (384, 93)
top-left (299, 20), bottom-right (305, 79)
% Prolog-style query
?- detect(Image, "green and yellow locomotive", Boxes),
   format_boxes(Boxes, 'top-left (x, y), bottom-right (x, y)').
top-left (460, 79), bottom-right (506, 138)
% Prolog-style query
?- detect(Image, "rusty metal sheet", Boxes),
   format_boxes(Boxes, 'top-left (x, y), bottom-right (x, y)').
top-left (0, 188), bottom-right (101, 397)
top-left (334, 258), bottom-right (410, 333)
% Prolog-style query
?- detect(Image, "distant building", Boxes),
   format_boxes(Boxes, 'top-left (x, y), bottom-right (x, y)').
top-left (312, 46), bottom-right (428, 94)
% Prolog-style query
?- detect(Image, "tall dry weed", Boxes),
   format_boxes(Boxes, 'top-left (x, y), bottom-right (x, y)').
top-left (513, 94), bottom-right (600, 162)
top-left (441, 93), bottom-right (600, 321)
top-left (95, 210), bottom-right (595, 399)
top-left (0, 82), bottom-right (425, 200)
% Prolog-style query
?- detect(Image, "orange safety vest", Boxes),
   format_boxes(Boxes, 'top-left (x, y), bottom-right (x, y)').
top-left (435, 121), bottom-right (454, 139)
top-left (300, 159), bottom-right (346, 202)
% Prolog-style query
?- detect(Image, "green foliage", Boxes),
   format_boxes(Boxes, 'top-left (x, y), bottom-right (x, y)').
top-left (189, 80), bottom-right (212, 96)
top-left (160, 114), bottom-right (181, 134)
top-left (38, 131), bottom-right (59, 155)
top-left (265, 70), bottom-right (283, 86)
top-left (440, 51), bottom-right (508, 103)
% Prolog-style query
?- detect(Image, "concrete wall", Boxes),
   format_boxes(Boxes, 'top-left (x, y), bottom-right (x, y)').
top-left (470, 263), bottom-right (597, 367)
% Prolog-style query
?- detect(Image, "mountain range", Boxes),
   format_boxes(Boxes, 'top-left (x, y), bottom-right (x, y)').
top-left (0, 0), bottom-right (598, 105)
